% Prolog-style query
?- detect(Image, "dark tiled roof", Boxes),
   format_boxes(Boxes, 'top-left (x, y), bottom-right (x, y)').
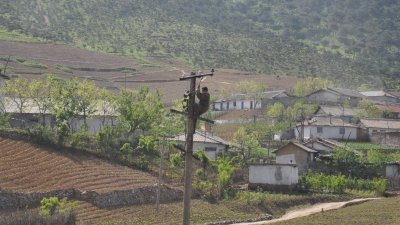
top-left (274, 141), bottom-right (317, 153)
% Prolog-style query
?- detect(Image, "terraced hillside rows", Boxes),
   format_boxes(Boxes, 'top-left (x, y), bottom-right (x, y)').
top-left (0, 137), bottom-right (157, 193)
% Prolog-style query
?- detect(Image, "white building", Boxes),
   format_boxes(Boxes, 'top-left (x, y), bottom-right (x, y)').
top-left (294, 116), bottom-right (359, 141)
top-left (169, 131), bottom-right (235, 159)
top-left (248, 163), bottom-right (298, 192)
top-left (2, 97), bottom-right (116, 133)
top-left (213, 94), bottom-right (259, 111)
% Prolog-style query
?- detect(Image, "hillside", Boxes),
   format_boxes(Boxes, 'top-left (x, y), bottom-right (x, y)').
top-left (1, 0), bottom-right (399, 89)
top-left (0, 40), bottom-right (298, 104)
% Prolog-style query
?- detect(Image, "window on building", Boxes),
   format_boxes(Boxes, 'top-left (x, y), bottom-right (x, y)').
top-left (317, 127), bottom-right (323, 133)
top-left (339, 127), bottom-right (345, 134)
top-left (241, 101), bottom-right (244, 109)
top-left (233, 101), bottom-right (236, 107)
top-left (227, 102), bottom-right (230, 110)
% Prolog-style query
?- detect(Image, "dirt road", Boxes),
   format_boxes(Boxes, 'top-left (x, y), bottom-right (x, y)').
top-left (232, 198), bottom-right (380, 225)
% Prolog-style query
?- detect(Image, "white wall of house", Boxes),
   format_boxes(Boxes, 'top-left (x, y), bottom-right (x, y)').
top-left (249, 164), bottom-right (298, 186)
top-left (295, 126), bottom-right (358, 140)
top-left (213, 99), bottom-right (260, 111)
top-left (174, 140), bottom-right (226, 160)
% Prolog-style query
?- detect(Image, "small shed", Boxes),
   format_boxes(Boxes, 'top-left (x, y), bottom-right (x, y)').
top-left (248, 163), bottom-right (298, 192)
top-left (273, 142), bottom-right (317, 173)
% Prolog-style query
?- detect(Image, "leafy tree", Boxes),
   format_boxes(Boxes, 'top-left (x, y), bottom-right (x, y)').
top-left (232, 126), bottom-right (261, 161)
top-left (120, 142), bottom-right (133, 161)
top-left (98, 88), bottom-right (117, 127)
top-left (194, 150), bottom-right (211, 178)
top-left (217, 155), bottom-right (235, 199)
top-left (39, 197), bottom-right (78, 218)
top-left (357, 99), bottom-right (383, 118)
top-left (267, 102), bottom-right (285, 121)
top-left (292, 77), bottom-right (333, 97)
top-left (30, 76), bottom-right (52, 126)
top-left (115, 87), bottom-right (164, 135)
top-left (3, 77), bottom-right (31, 114)
top-left (135, 135), bottom-right (158, 158)
top-left (75, 79), bottom-right (99, 128)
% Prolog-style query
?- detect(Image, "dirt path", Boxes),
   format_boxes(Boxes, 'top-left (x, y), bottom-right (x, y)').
top-left (232, 198), bottom-right (380, 225)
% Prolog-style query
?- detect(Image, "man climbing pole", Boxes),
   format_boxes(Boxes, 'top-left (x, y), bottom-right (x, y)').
top-left (194, 84), bottom-right (210, 117)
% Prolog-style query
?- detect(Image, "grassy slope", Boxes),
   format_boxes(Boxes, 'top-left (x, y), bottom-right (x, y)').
top-left (1, 0), bottom-right (398, 89)
top-left (272, 197), bottom-right (400, 225)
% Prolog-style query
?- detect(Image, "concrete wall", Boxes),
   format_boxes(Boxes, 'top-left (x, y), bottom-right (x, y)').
top-left (248, 164), bottom-right (298, 192)
top-left (275, 144), bottom-right (313, 173)
top-left (295, 126), bottom-right (357, 140)
top-left (386, 164), bottom-right (400, 189)
top-left (370, 132), bottom-right (400, 146)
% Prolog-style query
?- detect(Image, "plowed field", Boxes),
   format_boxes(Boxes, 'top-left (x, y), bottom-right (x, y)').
top-left (0, 137), bottom-right (157, 193)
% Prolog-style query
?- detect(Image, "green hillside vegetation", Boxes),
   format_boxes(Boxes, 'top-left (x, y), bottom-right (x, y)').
top-left (0, 0), bottom-right (399, 89)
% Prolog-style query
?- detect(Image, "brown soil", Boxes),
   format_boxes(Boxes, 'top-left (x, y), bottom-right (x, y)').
top-left (0, 137), bottom-right (157, 193)
top-left (0, 40), bottom-right (299, 104)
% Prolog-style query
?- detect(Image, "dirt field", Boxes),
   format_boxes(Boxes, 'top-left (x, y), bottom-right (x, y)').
top-left (0, 137), bottom-right (157, 193)
top-left (0, 40), bottom-right (298, 104)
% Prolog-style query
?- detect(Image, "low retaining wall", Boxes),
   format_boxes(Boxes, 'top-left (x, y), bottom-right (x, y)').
top-left (0, 185), bottom-right (183, 210)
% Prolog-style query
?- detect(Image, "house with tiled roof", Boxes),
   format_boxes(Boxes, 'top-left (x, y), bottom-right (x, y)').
top-left (315, 105), bottom-right (359, 123)
top-left (294, 116), bottom-right (360, 141)
top-left (306, 88), bottom-right (364, 106)
top-left (361, 91), bottom-right (400, 105)
top-left (168, 131), bottom-right (236, 159)
top-left (359, 119), bottom-right (400, 135)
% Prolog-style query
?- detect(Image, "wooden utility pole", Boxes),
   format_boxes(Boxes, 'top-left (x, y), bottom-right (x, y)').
top-left (156, 135), bottom-right (166, 211)
top-left (170, 70), bottom-right (214, 225)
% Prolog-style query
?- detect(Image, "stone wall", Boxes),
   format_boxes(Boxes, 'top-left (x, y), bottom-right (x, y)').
top-left (370, 132), bottom-right (400, 146)
top-left (0, 185), bottom-right (183, 210)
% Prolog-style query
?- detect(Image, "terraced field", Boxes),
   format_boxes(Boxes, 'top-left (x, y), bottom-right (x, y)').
top-left (0, 137), bottom-right (157, 193)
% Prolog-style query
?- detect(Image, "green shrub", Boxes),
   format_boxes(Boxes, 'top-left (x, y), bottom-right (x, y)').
top-left (40, 197), bottom-right (78, 222)
top-left (170, 153), bottom-right (184, 168)
top-left (28, 125), bottom-right (54, 145)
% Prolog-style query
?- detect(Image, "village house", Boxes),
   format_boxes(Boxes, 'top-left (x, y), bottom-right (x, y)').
top-left (213, 94), bottom-right (259, 111)
top-left (2, 97), bottom-right (116, 133)
top-left (294, 116), bottom-right (360, 141)
top-left (273, 141), bottom-right (317, 173)
top-left (359, 118), bottom-right (400, 135)
top-left (306, 88), bottom-right (364, 106)
top-left (315, 105), bottom-right (359, 123)
top-left (168, 131), bottom-right (234, 159)
top-left (213, 90), bottom-right (294, 111)
top-left (361, 91), bottom-right (400, 105)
